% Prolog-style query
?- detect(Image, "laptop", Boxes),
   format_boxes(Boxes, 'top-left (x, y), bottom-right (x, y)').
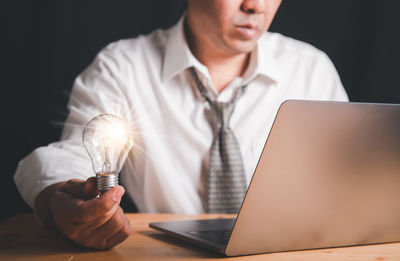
top-left (149, 100), bottom-right (400, 256)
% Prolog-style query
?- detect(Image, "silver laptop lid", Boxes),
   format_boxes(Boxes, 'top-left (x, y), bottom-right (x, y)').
top-left (227, 100), bottom-right (400, 256)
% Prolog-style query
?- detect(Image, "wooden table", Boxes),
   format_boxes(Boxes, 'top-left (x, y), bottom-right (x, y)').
top-left (1, 213), bottom-right (400, 260)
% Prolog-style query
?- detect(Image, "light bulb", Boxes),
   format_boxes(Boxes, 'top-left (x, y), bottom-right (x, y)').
top-left (82, 114), bottom-right (133, 192)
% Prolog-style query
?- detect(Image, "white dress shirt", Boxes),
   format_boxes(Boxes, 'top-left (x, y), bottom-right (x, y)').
top-left (15, 16), bottom-right (348, 213)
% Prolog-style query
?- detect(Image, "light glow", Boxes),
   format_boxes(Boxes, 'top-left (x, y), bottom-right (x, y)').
top-left (83, 114), bottom-right (133, 175)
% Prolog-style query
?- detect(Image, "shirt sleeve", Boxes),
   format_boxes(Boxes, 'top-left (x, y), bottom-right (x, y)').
top-left (14, 44), bottom-right (132, 208)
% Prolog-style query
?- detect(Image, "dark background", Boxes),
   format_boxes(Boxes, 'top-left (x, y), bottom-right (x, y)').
top-left (1, 0), bottom-right (399, 221)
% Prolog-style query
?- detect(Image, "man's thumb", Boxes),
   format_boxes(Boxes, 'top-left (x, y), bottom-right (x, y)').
top-left (82, 186), bottom-right (125, 218)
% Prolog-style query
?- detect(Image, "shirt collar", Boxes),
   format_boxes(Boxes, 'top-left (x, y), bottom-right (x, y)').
top-left (162, 15), bottom-right (281, 85)
top-left (244, 34), bottom-right (281, 85)
top-left (162, 15), bottom-right (208, 82)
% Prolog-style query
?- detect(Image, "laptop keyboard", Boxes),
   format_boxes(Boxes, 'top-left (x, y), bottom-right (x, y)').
top-left (188, 229), bottom-right (232, 245)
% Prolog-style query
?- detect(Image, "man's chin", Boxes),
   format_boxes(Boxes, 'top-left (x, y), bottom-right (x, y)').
top-left (228, 40), bottom-right (258, 55)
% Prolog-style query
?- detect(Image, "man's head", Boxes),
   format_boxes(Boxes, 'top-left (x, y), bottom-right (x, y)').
top-left (186, 0), bottom-right (282, 57)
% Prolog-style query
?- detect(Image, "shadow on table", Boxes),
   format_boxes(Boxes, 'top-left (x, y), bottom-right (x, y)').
top-left (0, 214), bottom-right (98, 259)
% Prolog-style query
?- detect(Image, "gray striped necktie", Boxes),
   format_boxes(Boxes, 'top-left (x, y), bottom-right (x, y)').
top-left (189, 67), bottom-right (248, 214)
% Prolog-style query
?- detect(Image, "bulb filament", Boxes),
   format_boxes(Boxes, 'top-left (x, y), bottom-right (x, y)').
top-left (102, 138), bottom-right (112, 173)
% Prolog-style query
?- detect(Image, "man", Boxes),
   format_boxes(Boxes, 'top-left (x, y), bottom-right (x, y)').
top-left (14, 0), bottom-right (348, 250)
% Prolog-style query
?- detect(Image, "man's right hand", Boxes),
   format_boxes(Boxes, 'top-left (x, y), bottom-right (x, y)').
top-left (34, 178), bottom-right (131, 250)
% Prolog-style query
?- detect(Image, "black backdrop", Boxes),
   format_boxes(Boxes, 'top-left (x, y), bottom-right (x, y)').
top-left (1, 0), bottom-right (400, 221)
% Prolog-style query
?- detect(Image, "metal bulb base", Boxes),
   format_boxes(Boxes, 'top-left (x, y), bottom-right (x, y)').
top-left (96, 173), bottom-right (118, 192)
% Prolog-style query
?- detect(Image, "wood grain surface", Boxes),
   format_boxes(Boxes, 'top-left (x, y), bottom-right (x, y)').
top-left (1, 213), bottom-right (400, 260)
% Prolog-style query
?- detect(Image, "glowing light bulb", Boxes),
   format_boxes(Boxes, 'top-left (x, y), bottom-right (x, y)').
top-left (83, 114), bottom-right (133, 192)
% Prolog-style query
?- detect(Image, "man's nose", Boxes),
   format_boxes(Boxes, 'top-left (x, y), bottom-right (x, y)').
top-left (241, 0), bottom-right (266, 14)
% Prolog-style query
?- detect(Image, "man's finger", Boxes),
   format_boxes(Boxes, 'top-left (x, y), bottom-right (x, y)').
top-left (104, 226), bottom-right (130, 249)
top-left (78, 186), bottom-right (125, 222)
top-left (93, 209), bottom-right (131, 249)
top-left (85, 202), bottom-right (120, 229)
top-left (52, 184), bottom-right (124, 223)
top-left (61, 177), bottom-right (99, 200)
top-left (84, 177), bottom-right (100, 199)
top-left (91, 207), bottom-right (126, 241)
top-left (61, 179), bottom-right (87, 199)
top-left (105, 211), bottom-right (131, 248)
